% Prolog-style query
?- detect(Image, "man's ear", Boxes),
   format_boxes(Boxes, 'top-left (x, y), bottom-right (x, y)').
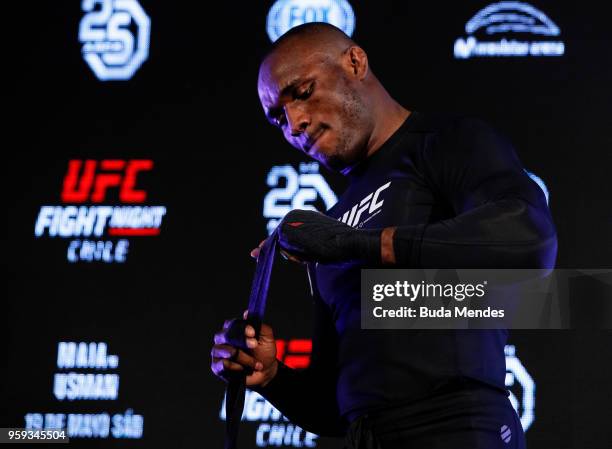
top-left (343, 46), bottom-right (369, 80)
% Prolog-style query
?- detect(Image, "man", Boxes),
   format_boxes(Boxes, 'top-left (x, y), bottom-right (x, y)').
top-left (211, 23), bottom-right (557, 448)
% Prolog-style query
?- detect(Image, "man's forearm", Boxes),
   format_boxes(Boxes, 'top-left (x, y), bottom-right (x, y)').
top-left (251, 360), bottom-right (348, 437)
top-left (382, 197), bottom-right (557, 269)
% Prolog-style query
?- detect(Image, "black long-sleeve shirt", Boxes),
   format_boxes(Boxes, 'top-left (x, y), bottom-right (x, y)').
top-left (252, 112), bottom-right (558, 437)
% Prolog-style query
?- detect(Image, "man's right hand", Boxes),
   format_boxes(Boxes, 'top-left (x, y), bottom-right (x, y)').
top-left (211, 311), bottom-right (278, 387)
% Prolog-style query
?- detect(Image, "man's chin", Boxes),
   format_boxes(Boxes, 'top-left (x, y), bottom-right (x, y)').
top-left (307, 146), bottom-right (353, 173)
top-left (320, 154), bottom-right (351, 174)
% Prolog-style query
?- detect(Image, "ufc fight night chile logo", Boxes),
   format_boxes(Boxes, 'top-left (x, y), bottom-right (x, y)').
top-left (219, 339), bottom-right (318, 448)
top-left (34, 159), bottom-right (167, 263)
top-left (219, 341), bottom-right (535, 447)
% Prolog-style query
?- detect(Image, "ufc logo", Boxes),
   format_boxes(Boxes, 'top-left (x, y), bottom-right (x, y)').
top-left (340, 181), bottom-right (391, 228)
top-left (61, 159), bottom-right (153, 203)
top-left (275, 339), bottom-right (312, 369)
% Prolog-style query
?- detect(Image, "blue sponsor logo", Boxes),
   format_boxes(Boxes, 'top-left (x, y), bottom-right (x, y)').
top-left (454, 2), bottom-right (564, 59)
top-left (266, 0), bottom-right (355, 42)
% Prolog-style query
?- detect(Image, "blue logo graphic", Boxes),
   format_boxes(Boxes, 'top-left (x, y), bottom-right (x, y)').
top-left (454, 2), bottom-right (564, 59)
top-left (525, 170), bottom-right (550, 205)
top-left (500, 424), bottom-right (512, 443)
top-left (466, 2), bottom-right (559, 36)
top-left (505, 345), bottom-right (535, 430)
top-left (266, 0), bottom-right (355, 43)
top-left (263, 162), bottom-right (337, 235)
top-left (79, 0), bottom-right (151, 81)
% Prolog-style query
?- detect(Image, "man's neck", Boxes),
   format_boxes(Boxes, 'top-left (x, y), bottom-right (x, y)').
top-left (367, 102), bottom-right (411, 159)
top-left (340, 101), bottom-right (411, 176)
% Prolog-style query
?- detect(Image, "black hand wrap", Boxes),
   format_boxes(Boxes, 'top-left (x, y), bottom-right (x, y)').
top-left (278, 209), bottom-right (382, 265)
top-left (225, 229), bottom-right (279, 449)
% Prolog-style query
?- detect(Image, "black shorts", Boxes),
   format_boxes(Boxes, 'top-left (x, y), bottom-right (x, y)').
top-left (343, 383), bottom-right (526, 449)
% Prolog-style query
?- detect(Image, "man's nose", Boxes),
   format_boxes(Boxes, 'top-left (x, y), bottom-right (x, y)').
top-left (285, 105), bottom-right (310, 137)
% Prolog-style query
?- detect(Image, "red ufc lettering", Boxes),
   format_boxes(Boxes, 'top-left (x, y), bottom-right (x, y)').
top-left (61, 159), bottom-right (153, 203)
top-left (275, 339), bottom-right (312, 369)
top-left (121, 159), bottom-right (153, 202)
top-left (91, 160), bottom-right (125, 202)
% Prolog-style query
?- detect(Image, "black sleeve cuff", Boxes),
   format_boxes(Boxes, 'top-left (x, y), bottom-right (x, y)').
top-left (250, 360), bottom-right (292, 399)
top-left (393, 224), bottom-right (426, 267)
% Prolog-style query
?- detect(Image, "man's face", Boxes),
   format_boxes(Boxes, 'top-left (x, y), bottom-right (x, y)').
top-left (258, 49), bottom-right (372, 173)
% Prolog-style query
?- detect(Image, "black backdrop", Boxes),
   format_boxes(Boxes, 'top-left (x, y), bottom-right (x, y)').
top-left (3, 1), bottom-right (612, 448)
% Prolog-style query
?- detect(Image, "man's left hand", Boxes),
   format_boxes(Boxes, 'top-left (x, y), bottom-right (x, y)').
top-left (275, 209), bottom-right (382, 265)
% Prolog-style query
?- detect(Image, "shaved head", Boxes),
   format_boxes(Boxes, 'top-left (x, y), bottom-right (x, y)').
top-left (264, 22), bottom-right (355, 63)
top-left (257, 23), bottom-right (409, 174)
